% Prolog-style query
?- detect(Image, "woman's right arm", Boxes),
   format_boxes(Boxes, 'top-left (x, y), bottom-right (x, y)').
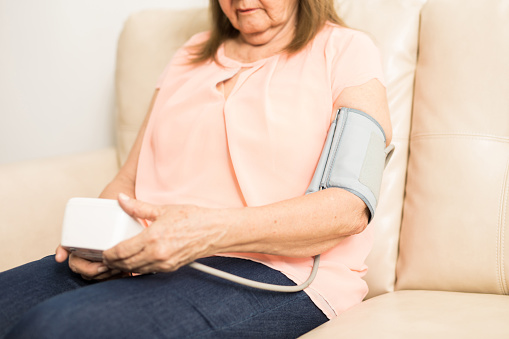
top-left (100, 88), bottom-right (160, 200)
top-left (55, 89), bottom-right (160, 280)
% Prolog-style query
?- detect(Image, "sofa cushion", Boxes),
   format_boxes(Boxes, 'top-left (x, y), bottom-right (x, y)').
top-left (115, 8), bottom-right (209, 166)
top-left (397, 0), bottom-right (509, 293)
top-left (300, 290), bottom-right (509, 338)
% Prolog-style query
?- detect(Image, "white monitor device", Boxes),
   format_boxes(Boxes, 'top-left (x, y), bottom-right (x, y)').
top-left (61, 198), bottom-right (144, 261)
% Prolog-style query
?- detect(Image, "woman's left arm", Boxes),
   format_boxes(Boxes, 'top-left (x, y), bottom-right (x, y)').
top-left (103, 79), bottom-right (392, 274)
top-left (335, 78), bottom-right (392, 147)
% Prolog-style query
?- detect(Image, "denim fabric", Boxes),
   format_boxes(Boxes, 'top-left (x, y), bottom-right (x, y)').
top-left (0, 256), bottom-right (328, 338)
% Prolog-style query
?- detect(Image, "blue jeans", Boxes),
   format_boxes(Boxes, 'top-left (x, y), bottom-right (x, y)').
top-left (0, 256), bottom-right (327, 338)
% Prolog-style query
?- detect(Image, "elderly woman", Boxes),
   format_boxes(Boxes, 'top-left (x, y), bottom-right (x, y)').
top-left (0, 0), bottom-right (391, 337)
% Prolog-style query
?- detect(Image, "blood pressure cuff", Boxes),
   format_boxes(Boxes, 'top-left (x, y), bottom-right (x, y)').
top-left (306, 107), bottom-right (395, 223)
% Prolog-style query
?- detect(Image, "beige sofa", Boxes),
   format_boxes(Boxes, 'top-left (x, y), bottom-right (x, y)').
top-left (1, 0), bottom-right (508, 337)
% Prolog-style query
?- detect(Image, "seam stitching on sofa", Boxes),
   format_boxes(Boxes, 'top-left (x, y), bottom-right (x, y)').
top-left (496, 180), bottom-right (503, 295)
top-left (498, 160), bottom-right (509, 295)
top-left (411, 132), bottom-right (509, 143)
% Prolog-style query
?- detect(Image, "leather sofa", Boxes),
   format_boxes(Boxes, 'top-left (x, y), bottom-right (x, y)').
top-left (1, 0), bottom-right (508, 337)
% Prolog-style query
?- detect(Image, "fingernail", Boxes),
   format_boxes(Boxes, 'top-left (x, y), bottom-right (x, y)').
top-left (97, 266), bottom-right (109, 273)
top-left (119, 193), bottom-right (130, 201)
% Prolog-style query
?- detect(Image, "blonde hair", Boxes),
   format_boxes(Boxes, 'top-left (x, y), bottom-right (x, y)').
top-left (190, 0), bottom-right (345, 63)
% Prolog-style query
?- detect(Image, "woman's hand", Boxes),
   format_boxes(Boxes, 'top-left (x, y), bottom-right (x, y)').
top-left (102, 194), bottom-right (227, 275)
top-left (55, 245), bottom-right (126, 281)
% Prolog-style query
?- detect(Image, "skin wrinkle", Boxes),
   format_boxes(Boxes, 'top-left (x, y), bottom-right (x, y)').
top-left (220, 0), bottom-right (299, 62)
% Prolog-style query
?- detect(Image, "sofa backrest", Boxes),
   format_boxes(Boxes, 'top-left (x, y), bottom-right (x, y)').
top-left (396, 0), bottom-right (509, 294)
top-left (114, 0), bottom-right (424, 298)
top-left (115, 8), bottom-right (209, 164)
top-left (336, 0), bottom-right (427, 298)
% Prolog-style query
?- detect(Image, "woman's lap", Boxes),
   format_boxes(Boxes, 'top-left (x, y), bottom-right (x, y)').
top-left (0, 255), bottom-right (90, 336)
top-left (0, 256), bottom-right (327, 338)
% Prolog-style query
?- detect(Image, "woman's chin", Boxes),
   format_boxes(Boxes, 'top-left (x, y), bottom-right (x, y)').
top-left (238, 29), bottom-right (275, 46)
top-left (237, 23), bottom-right (269, 36)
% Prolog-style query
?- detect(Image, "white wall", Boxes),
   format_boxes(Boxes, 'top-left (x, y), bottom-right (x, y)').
top-left (0, 0), bottom-right (208, 164)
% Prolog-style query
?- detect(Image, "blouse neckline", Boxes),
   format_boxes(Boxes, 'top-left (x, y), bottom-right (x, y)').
top-left (216, 43), bottom-right (280, 68)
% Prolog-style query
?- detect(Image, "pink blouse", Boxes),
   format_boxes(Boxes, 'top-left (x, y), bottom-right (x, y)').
top-left (136, 22), bottom-right (385, 319)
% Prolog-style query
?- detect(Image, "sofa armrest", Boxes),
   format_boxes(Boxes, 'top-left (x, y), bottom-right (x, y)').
top-left (0, 148), bottom-right (119, 272)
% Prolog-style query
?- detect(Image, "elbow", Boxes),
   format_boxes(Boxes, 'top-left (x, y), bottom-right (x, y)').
top-left (326, 188), bottom-right (370, 236)
top-left (356, 207), bottom-right (370, 234)
top-left (349, 200), bottom-right (370, 235)
top-left (332, 204), bottom-right (369, 238)
top-left (348, 206), bottom-right (369, 235)
top-left (344, 191), bottom-right (370, 235)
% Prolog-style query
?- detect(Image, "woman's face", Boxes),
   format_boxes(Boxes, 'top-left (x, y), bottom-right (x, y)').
top-left (218, 0), bottom-right (299, 45)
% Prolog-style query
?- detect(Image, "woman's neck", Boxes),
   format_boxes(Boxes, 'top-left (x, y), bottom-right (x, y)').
top-left (224, 14), bottom-right (297, 64)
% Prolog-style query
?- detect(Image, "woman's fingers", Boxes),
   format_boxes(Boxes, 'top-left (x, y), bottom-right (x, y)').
top-left (104, 250), bottom-right (151, 272)
top-left (118, 193), bottom-right (163, 222)
top-left (102, 231), bottom-right (148, 266)
top-left (93, 269), bottom-right (126, 281)
top-left (58, 246), bottom-right (123, 280)
top-left (68, 253), bottom-right (109, 279)
top-left (103, 229), bottom-right (182, 273)
top-left (105, 245), bottom-right (178, 273)
top-left (55, 245), bottom-right (69, 263)
top-left (69, 254), bottom-right (128, 281)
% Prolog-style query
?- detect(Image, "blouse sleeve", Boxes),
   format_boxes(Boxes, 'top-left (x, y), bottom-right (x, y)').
top-left (328, 28), bottom-right (386, 103)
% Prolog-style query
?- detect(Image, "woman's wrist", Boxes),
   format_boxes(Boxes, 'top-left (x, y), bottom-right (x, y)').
top-left (211, 204), bottom-right (296, 256)
top-left (99, 178), bottom-right (135, 200)
top-left (208, 206), bottom-right (264, 255)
